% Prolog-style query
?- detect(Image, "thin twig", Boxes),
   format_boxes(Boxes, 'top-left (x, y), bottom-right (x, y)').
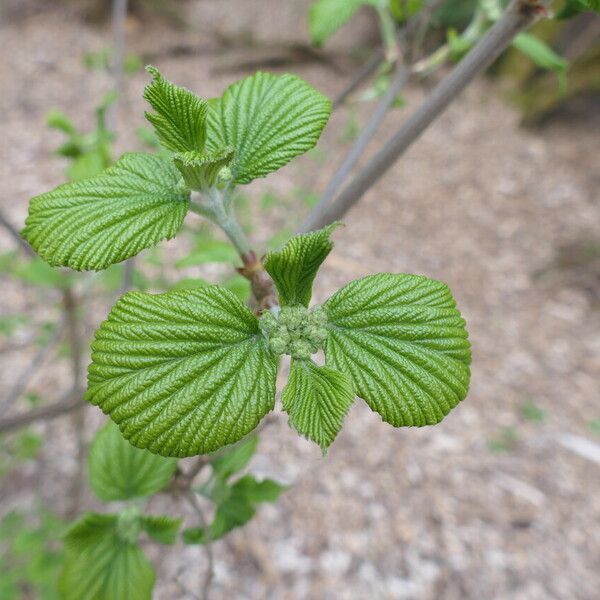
top-left (332, 51), bottom-right (384, 109)
top-left (184, 491), bottom-right (214, 600)
top-left (300, 0), bottom-right (549, 232)
top-left (0, 315), bottom-right (66, 418)
top-left (0, 388), bottom-right (84, 434)
top-left (310, 64), bottom-right (410, 223)
top-left (0, 209), bottom-right (34, 257)
top-left (63, 287), bottom-right (86, 517)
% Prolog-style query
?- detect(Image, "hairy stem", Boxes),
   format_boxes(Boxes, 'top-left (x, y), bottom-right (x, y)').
top-left (301, 0), bottom-right (549, 232)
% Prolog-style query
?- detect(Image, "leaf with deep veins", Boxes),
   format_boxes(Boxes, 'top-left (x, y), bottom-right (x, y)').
top-left (264, 223), bottom-right (340, 307)
top-left (324, 273), bottom-right (471, 427)
top-left (22, 153), bottom-right (189, 271)
top-left (59, 513), bottom-right (154, 600)
top-left (206, 72), bottom-right (331, 184)
top-left (144, 66), bottom-right (208, 153)
top-left (282, 359), bottom-right (354, 451)
top-left (86, 287), bottom-right (278, 457)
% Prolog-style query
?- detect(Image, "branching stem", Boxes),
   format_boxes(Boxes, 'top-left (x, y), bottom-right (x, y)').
top-left (300, 0), bottom-right (549, 232)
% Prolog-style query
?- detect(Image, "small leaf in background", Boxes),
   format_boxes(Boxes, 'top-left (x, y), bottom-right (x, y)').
top-left (14, 431), bottom-right (43, 461)
top-left (264, 223), bottom-right (340, 307)
top-left (0, 509), bottom-right (64, 600)
top-left (98, 263), bottom-right (149, 293)
top-left (231, 474), bottom-right (288, 504)
top-left (220, 275), bottom-right (251, 302)
top-left (11, 257), bottom-right (69, 288)
top-left (88, 422), bottom-right (177, 502)
top-left (144, 66), bottom-right (208, 153)
top-left (176, 239), bottom-right (239, 267)
top-left (140, 515), bottom-right (182, 545)
top-left (512, 33), bottom-right (568, 90)
top-left (324, 273), bottom-right (471, 427)
top-left (47, 109), bottom-right (76, 135)
top-left (520, 400), bottom-right (546, 423)
top-left (588, 419), bottom-right (600, 436)
top-left (389, 0), bottom-right (423, 21)
top-left (282, 360), bottom-right (354, 451)
top-left (23, 153), bottom-right (190, 271)
top-left (211, 434), bottom-right (258, 480)
top-left (59, 513), bottom-right (154, 600)
top-left (169, 277), bottom-right (210, 291)
top-left (206, 72), bottom-right (331, 184)
top-left (557, 0), bottom-right (600, 19)
top-left (184, 474), bottom-right (286, 544)
top-left (87, 287), bottom-right (278, 457)
top-left (308, 0), bottom-right (369, 46)
top-left (487, 427), bottom-right (519, 453)
top-left (0, 314), bottom-right (28, 339)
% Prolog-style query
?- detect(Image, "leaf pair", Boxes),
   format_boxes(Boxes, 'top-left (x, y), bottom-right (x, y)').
top-left (86, 225), bottom-right (471, 456)
top-left (22, 68), bottom-right (331, 271)
top-left (60, 423), bottom-right (181, 600)
top-left (184, 435), bottom-right (287, 544)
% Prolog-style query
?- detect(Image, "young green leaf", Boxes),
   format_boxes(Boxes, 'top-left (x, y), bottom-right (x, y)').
top-left (183, 474), bottom-right (286, 544)
top-left (557, 0), bottom-right (600, 19)
top-left (23, 153), bottom-right (189, 271)
top-left (264, 223), bottom-right (340, 307)
top-left (512, 33), bottom-right (568, 75)
top-left (88, 421), bottom-right (177, 502)
top-left (308, 0), bottom-right (370, 47)
top-left (324, 273), bottom-right (471, 427)
top-left (86, 287), bottom-right (278, 457)
top-left (59, 513), bottom-right (154, 600)
top-left (231, 474), bottom-right (288, 504)
top-left (173, 147), bottom-right (235, 191)
top-left (211, 434), bottom-right (259, 480)
top-left (282, 359), bottom-right (354, 451)
top-left (140, 515), bottom-right (182, 545)
top-left (206, 72), bottom-right (331, 184)
top-left (143, 66), bottom-right (208, 153)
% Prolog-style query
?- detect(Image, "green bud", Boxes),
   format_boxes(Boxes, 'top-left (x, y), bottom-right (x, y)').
top-left (262, 304), bottom-right (329, 357)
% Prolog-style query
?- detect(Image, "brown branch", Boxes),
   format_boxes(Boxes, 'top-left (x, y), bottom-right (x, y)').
top-left (0, 389), bottom-right (84, 434)
top-left (238, 251), bottom-right (278, 312)
top-left (0, 209), bottom-right (34, 257)
top-left (301, 0), bottom-right (550, 232)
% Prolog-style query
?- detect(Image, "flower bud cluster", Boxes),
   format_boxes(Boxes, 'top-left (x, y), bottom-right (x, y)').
top-left (260, 305), bottom-right (328, 359)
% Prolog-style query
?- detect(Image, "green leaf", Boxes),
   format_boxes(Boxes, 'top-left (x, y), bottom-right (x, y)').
top-left (211, 434), bottom-right (258, 480)
top-left (557, 0), bottom-right (600, 19)
top-left (88, 421), bottom-right (177, 501)
top-left (86, 286), bottom-right (278, 457)
top-left (23, 153), bottom-right (189, 271)
top-left (184, 475), bottom-right (285, 544)
top-left (309, 0), bottom-right (370, 46)
top-left (173, 147), bottom-right (235, 191)
top-left (206, 72), bottom-right (331, 184)
top-left (143, 66), bottom-right (208, 153)
top-left (324, 273), bottom-right (471, 427)
top-left (512, 33), bottom-right (568, 74)
top-left (282, 359), bottom-right (354, 450)
top-left (59, 513), bottom-right (154, 600)
top-left (175, 238), bottom-right (239, 267)
top-left (231, 474), bottom-right (288, 504)
top-left (140, 515), bottom-right (182, 544)
top-left (264, 223), bottom-right (340, 307)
